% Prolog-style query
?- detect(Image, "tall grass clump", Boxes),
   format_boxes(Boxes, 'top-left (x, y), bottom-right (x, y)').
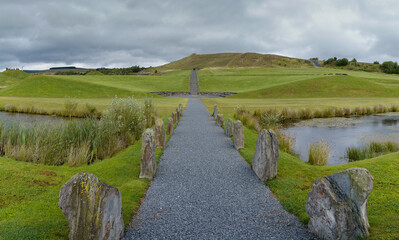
top-left (64, 98), bottom-right (78, 118)
top-left (143, 96), bottom-right (155, 128)
top-left (308, 140), bottom-right (330, 166)
top-left (0, 97), bottom-right (152, 166)
top-left (235, 105), bottom-right (260, 131)
top-left (259, 109), bottom-right (282, 129)
top-left (346, 141), bottom-right (399, 161)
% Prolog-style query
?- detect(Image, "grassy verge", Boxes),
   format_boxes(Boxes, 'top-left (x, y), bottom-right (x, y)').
top-left (203, 100), bottom-right (399, 240)
top-left (0, 100), bottom-right (186, 239)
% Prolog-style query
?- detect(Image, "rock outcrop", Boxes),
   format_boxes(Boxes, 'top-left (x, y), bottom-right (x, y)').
top-left (225, 118), bottom-right (233, 137)
top-left (59, 172), bottom-right (124, 240)
top-left (305, 168), bottom-right (374, 240)
top-left (140, 129), bottom-right (157, 179)
top-left (252, 129), bottom-right (279, 181)
top-left (234, 120), bottom-right (244, 150)
top-left (155, 119), bottom-right (166, 148)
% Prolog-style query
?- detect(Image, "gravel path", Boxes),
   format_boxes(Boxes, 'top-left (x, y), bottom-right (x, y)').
top-left (123, 97), bottom-right (313, 239)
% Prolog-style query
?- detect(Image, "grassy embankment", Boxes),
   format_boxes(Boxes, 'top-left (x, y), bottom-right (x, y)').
top-left (200, 67), bottom-right (399, 239)
top-left (0, 70), bottom-right (189, 239)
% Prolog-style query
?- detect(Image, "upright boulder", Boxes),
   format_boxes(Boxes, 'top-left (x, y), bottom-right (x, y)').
top-left (216, 114), bottom-right (224, 127)
top-left (140, 129), bottom-right (157, 179)
top-left (305, 168), bottom-right (374, 240)
top-left (59, 172), bottom-right (124, 240)
top-left (213, 105), bottom-right (219, 119)
top-left (252, 129), bottom-right (279, 181)
top-left (225, 118), bottom-right (233, 137)
top-left (179, 103), bottom-right (183, 116)
top-left (172, 112), bottom-right (177, 124)
top-left (176, 108), bottom-right (180, 121)
top-left (167, 117), bottom-right (174, 135)
top-left (234, 120), bottom-right (244, 150)
top-left (154, 119), bottom-right (166, 148)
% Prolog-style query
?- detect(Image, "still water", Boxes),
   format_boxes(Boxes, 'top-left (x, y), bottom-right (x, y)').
top-left (282, 114), bottom-right (399, 165)
top-left (0, 111), bottom-right (71, 124)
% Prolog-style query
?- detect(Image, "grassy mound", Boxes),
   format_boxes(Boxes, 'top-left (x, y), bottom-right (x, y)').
top-left (157, 53), bottom-right (313, 71)
top-left (0, 75), bottom-right (133, 98)
top-left (234, 75), bottom-right (399, 98)
top-left (0, 70), bottom-right (30, 86)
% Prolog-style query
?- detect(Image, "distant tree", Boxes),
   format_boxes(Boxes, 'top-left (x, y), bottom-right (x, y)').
top-left (381, 61), bottom-right (399, 74)
top-left (373, 61), bottom-right (380, 64)
top-left (336, 58), bottom-right (349, 66)
top-left (309, 57), bottom-right (318, 60)
top-left (351, 58), bottom-right (357, 63)
top-left (324, 58), bottom-right (336, 65)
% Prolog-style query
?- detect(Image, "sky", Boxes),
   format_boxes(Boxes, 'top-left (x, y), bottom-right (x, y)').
top-left (1, 0), bottom-right (399, 70)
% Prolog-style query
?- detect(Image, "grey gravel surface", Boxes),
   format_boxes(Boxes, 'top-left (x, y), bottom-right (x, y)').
top-left (123, 97), bottom-right (313, 240)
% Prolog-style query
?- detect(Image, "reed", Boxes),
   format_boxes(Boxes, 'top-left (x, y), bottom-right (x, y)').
top-left (0, 97), bottom-right (152, 166)
top-left (308, 140), bottom-right (330, 166)
top-left (346, 141), bottom-right (399, 161)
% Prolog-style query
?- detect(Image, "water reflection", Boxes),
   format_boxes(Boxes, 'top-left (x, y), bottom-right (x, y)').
top-left (282, 115), bottom-right (399, 165)
top-left (0, 111), bottom-right (73, 125)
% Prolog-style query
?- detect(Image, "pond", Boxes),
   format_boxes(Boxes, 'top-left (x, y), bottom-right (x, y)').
top-left (282, 114), bottom-right (399, 165)
top-left (0, 111), bottom-right (73, 125)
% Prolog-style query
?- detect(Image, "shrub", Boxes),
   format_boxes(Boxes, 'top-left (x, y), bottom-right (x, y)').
top-left (259, 109), bottom-right (282, 129)
top-left (308, 140), bottom-right (330, 166)
top-left (336, 58), bottom-right (349, 66)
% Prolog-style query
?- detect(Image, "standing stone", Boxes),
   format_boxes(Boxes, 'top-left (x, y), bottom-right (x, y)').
top-left (305, 168), bottom-right (374, 240)
top-left (225, 118), bottom-right (233, 137)
top-left (234, 120), bottom-right (244, 150)
top-left (252, 129), bottom-right (279, 181)
top-left (59, 172), bottom-right (124, 240)
top-left (176, 108), bottom-right (180, 121)
top-left (167, 117), bottom-right (174, 135)
top-left (213, 106), bottom-right (219, 119)
top-left (179, 103), bottom-right (183, 116)
top-left (172, 112), bottom-right (177, 125)
top-left (140, 129), bottom-right (157, 179)
top-left (154, 119), bottom-right (166, 148)
top-left (189, 69), bottom-right (199, 95)
top-left (216, 114), bottom-right (224, 127)
top-left (212, 104), bottom-right (218, 117)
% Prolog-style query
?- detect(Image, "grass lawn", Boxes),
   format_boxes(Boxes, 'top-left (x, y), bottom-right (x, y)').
top-left (202, 104), bottom-right (399, 240)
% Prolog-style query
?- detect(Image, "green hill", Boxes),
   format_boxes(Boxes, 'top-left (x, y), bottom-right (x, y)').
top-left (156, 53), bottom-right (314, 71)
top-left (0, 70), bottom-right (30, 86)
top-left (0, 75), bottom-right (132, 98)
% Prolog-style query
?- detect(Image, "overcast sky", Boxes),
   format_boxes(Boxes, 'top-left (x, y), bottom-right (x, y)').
top-left (1, 0), bottom-right (399, 70)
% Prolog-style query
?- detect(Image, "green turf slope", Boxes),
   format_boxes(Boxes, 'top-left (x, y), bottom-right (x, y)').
top-left (0, 75), bottom-right (133, 98)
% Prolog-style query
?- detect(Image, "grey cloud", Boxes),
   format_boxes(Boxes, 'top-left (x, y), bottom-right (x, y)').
top-left (0, 0), bottom-right (399, 69)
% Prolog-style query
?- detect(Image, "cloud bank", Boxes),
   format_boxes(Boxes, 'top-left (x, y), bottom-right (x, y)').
top-left (0, 0), bottom-right (398, 69)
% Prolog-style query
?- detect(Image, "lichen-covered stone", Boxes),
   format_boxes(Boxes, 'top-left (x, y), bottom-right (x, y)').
top-left (172, 112), bottom-right (177, 124)
top-left (154, 119), bottom-right (166, 148)
top-left (252, 129), bottom-right (279, 181)
top-left (140, 129), bottom-right (157, 179)
top-left (212, 104), bottom-right (217, 117)
top-left (225, 118), bottom-right (233, 137)
top-left (213, 106), bottom-right (219, 119)
top-left (234, 120), bottom-right (244, 150)
top-left (167, 117), bottom-right (174, 135)
top-left (305, 168), bottom-right (374, 240)
top-left (179, 103), bottom-right (183, 116)
top-left (216, 114), bottom-right (224, 127)
top-left (59, 172), bottom-right (124, 240)
top-left (176, 108), bottom-right (180, 121)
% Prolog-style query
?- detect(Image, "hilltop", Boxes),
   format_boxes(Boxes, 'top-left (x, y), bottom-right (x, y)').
top-left (155, 53), bottom-right (314, 71)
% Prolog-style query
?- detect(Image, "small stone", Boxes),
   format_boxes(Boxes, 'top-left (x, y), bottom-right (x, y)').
top-left (212, 104), bottom-right (218, 117)
top-left (216, 114), bottom-right (224, 127)
top-left (59, 172), bottom-right (124, 240)
top-left (305, 168), bottom-right (374, 240)
top-left (140, 129), bottom-right (157, 179)
top-left (225, 118), bottom-right (233, 137)
top-left (176, 109), bottom-right (180, 121)
top-left (167, 117), bottom-right (174, 135)
top-left (234, 120), bottom-right (244, 150)
top-left (154, 119), bottom-right (166, 148)
top-left (252, 129), bottom-right (279, 181)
